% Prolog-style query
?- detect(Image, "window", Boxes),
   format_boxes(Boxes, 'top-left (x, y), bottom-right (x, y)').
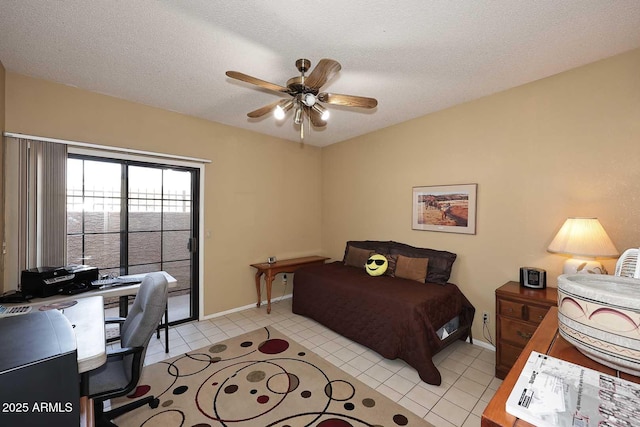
top-left (66, 155), bottom-right (200, 323)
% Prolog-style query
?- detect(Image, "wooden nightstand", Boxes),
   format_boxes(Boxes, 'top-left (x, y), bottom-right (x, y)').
top-left (495, 281), bottom-right (558, 379)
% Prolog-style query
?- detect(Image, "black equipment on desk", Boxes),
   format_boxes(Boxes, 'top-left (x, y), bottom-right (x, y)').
top-left (0, 310), bottom-right (79, 426)
top-left (21, 265), bottom-right (99, 298)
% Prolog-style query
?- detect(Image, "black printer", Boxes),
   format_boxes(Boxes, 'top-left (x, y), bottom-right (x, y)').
top-left (21, 265), bottom-right (99, 298)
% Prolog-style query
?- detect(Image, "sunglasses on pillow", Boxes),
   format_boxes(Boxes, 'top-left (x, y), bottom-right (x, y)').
top-left (366, 259), bottom-right (386, 266)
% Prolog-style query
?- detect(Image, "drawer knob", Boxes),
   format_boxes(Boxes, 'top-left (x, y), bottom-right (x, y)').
top-left (517, 330), bottom-right (533, 340)
top-left (538, 315), bottom-right (544, 320)
top-left (508, 308), bottom-right (513, 313)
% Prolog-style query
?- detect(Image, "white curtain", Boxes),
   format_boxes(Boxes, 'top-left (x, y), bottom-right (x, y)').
top-left (3, 137), bottom-right (67, 289)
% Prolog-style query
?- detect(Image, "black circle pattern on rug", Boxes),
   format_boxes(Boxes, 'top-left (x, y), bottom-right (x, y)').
top-left (125, 327), bottom-right (423, 426)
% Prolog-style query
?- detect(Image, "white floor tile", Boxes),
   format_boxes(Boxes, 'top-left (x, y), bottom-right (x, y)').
top-left (424, 409), bottom-right (457, 427)
top-left (364, 364), bottom-right (395, 383)
top-left (347, 355), bottom-right (376, 372)
top-left (471, 399), bottom-right (488, 417)
top-left (442, 386), bottom-right (478, 411)
top-left (462, 366), bottom-right (493, 387)
top-left (453, 376), bottom-right (489, 398)
top-left (375, 384), bottom-right (403, 402)
top-left (384, 373), bottom-right (419, 395)
top-left (431, 398), bottom-right (469, 426)
top-left (334, 347), bottom-right (358, 363)
top-left (398, 396), bottom-right (429, 418)
top-left (356, 372), bottom-right (382, 390)
top-left (462, 413), bottom-right (481, 427)
top-left (405, 384), bottom-right (441, 410)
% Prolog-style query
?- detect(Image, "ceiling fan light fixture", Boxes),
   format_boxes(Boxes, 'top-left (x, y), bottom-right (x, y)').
top-left (273, 98), bottom-right (294, 120)
top-left (273, 105), bottom-right (285, 120)
top-left (312, 103), bottom-right (330, 121)
top-left (302, 93), bottom-right (316, 107)
top-left (294, 105), bottom-right (303, 125)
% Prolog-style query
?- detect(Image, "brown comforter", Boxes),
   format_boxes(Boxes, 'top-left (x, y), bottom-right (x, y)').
top-left (292, 261), bottom-right (474, 385)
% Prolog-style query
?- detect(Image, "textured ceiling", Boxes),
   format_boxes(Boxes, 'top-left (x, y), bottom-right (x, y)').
top-left (1, 1), bottom-right (639, 147)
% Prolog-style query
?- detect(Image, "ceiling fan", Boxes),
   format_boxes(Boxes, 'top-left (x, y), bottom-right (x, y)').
top-left (225, 58), bottom-right (378, 141)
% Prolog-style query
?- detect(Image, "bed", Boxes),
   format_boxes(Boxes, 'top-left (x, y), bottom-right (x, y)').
top-left (292, 240), bottom-right (475, 385)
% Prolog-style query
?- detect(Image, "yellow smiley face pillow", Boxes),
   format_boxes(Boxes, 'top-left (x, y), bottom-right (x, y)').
top-left (365, 254), bottom-right (388, 276)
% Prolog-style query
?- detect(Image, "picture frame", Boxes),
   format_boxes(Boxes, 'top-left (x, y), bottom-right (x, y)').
top-left (412, 184), bottom-right (477, 234)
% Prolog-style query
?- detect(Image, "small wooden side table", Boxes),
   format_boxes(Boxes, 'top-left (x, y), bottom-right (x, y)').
top-left (481, 306), bottom-right (640, 427)
top-left (250, 256), bottom-right (330, 313)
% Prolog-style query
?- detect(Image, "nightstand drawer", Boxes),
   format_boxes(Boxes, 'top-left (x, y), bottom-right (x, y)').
top-left (498, 299), bottom-right (524, 320)
top-left (500, 317), bottom-right (537, 346)
top-left (528, 305), bottom-right (551, 325)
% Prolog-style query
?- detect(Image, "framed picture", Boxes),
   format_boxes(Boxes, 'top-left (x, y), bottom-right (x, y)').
top-left (412, 184), bottom-right (477, 234)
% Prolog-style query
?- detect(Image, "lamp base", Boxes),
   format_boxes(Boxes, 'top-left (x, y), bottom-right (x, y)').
top-left (563, 258), bottom-right (608, 275)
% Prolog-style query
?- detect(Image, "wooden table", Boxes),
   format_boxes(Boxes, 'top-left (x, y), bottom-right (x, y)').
top-left (251, 256), bottom-right (329, 313)
top-left (481, 306), bottom-right (640, 427)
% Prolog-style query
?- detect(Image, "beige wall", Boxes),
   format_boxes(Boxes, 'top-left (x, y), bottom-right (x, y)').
top-left (322, 48), bottom-right (640, 345)
top-left (4, 72), bottom-right (323, 316)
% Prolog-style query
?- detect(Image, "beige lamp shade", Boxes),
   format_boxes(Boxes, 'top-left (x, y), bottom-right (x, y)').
top-left (548, 217), bottom-right (619, 274)
top-left (547, 217), bottom-right (619, 257)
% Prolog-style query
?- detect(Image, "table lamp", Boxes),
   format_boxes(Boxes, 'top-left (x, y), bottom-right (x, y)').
top-left (547, 217), bottom-right (619, 274)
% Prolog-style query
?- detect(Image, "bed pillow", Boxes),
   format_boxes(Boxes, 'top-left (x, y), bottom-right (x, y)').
top-left (383, 254), bottom-right (398, 276)
top-left (394, 255), bottom-right (429, 283)
top-left (388, 241), bottom-right (456, 284)
top-left (344, 246), bottom-right (375, 269)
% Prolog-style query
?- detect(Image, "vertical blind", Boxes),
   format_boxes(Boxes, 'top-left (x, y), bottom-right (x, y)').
top-left (4, 137), bottom-right (67, 285)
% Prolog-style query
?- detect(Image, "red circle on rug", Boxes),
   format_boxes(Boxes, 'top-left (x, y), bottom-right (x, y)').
top-left (317, 419), bottom-right (353, 427)
top-left (127, 385), bottom-right (151, 399)
top-left (258, 338), bottom-right (289, 354)
top-left (257, 395), bottom-right (269, 404)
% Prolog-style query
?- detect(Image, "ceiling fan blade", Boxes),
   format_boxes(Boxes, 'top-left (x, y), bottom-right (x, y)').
top-left (307, 107), bottom-right (327, 127)
top-left (318, 92), bottom-right (378, 108)
top-left (247, 100), bottom-right (282, 118)
top-left (226, 71), bottom-right (290, 94)
top-left (304, 59), bottom-right (341, 90)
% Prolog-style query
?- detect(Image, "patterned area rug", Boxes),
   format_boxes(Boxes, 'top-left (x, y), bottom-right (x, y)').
top-left (114, 326), bottom-right (433, 426)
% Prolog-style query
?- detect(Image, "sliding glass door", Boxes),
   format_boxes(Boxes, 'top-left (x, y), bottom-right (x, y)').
top-left (66, 155), bottom-right (199, 324)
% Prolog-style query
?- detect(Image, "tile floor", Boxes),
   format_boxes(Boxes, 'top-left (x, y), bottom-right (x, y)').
top-left (112, 297), bottom-right (500, 427)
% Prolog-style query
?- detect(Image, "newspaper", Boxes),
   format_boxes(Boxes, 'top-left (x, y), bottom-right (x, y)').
top-left (506, 351), bottom-right (640, 427)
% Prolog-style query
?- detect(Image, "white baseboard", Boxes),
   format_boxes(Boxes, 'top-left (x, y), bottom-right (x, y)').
top-left (201, 294), bottom-right (292, 320)
top-left (470, 338), bottom-right (496, 352)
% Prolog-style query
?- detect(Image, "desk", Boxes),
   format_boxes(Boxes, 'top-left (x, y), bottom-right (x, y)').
top-left (251, 256), bottom-right (329, 314)
top-left (19, 271), bottom-right (176, 353)
top-left (481, 306), bottom-right (640, 427)
top-left (55, 297), bottom-right (104, 427)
